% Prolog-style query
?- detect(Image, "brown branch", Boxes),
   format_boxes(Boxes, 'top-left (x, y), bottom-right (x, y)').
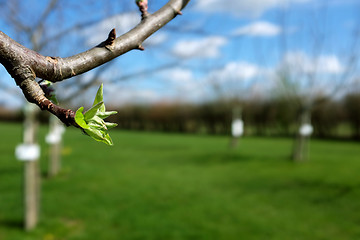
top-left (0, 0), bottom-right (190, 127)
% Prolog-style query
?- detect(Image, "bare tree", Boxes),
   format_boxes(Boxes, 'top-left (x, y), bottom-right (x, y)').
top-left (274, 3), bottom-right (360, 161)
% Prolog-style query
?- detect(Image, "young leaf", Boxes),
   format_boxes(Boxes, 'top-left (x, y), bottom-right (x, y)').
top-left (75, 107), bottom-right (90, 129)
top-left (75, 84), bottom-right (117, 146)
top-left (88, 122), bottom-right (107, 131)
top-left (105, 122), bottom-right (118, 129)
top-left (97, 111), bottom-right (117, 119)
top-left (103, 133), bottom-right (114, 145)
top-left (85, 128), bottom-right (113, 145)
top-left (84, 101), bottom-right (104, 121)
top-left (88, 116), bottom-right (108, 129)
top-left (93, 84), bottom-right (106, 112)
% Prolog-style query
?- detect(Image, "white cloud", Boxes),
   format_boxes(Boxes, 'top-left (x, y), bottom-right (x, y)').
top-left (163, 68), bottom-right (198, 92)
top-left (107, 87), bottom-right (161, 105)
top-left (274, 51), bottom-right (346, 98)
top-left (172, 36), bottom-right (227, 59)
top-left (282, 51), bottom-right (343, 74)
top-left (193, 0), bottom-right (311, 17)
top-left (317, 55), bottom-right (344, 74)
top-left (203, 61), bottom-right (269, 98)
top-left (167, 68), bottom-right (193, 83)
top-left (161, 67), bottom-right (209, 102)
top-left (210, 61), bottom-right (261, 82)
top-left (233, 21), bottom-right (282, 37)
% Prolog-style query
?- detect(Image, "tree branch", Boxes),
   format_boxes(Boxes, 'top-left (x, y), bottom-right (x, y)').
top-left (0, 0), bottom-right (190, 127)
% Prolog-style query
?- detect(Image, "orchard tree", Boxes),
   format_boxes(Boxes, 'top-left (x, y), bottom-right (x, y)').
top-left (0, 0), bottom-right (190, 145)
top-left (273, 4), bottom-right (360, 161)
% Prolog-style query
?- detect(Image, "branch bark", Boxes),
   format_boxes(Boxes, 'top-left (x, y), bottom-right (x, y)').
top-left (0, 0), bottom-right (190, 127)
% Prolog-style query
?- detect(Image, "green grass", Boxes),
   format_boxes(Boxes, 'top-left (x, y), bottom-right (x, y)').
top-left (1, 122), bottom-right (360, 240)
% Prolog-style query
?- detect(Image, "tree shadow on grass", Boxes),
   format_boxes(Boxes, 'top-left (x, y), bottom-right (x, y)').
top-left (183, 149), bottom-right (291, 166)
top-left (182, 151), bottom-right (258, 166)
top-left (295, 180), bottom-right (356, 204)
top-left (0, 218), bottom-right (23, 230)
top-left (270, 179), bottom-right (358, 204)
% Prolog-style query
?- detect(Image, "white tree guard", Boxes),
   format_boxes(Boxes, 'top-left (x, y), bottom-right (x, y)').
top-left (299, 123), bottom-right (313, 137)
top-left (232, 119), bottom-right (244, 137)
top-left (15, 144), bottom-right (40, 161)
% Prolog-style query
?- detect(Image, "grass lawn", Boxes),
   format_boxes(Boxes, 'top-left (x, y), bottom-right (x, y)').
top-left (0, 122), bottom-right (360, 240)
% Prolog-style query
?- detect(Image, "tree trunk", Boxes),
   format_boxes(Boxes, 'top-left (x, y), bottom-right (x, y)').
top-left (22, 103), bottom-right (40, 231)
top-left (47, 116), bottom-right (63, 178)
top-left (292, 110), bottom-right (311, 162)
top-left (230, 106), bottom-right (243, 149)
top-left (48, 141), bottom-right (61, 178)
top-left (292, 133), bottom-right (309, 161)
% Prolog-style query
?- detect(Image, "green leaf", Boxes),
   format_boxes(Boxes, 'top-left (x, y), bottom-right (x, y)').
top-left (103, 133), bottom-right (113, 145)
top-left (93, 84), bottom-right (105, 112)
top-left (105, 122), bottom-right (118, 129)
top-left (75, 84), bottom-right (117, 146)
top-left (88, 122), bottom-right (107, 131)
top-left (85, 128), bottom-right (106, 144)
top-left (84, 101), bottom-right (104, 121)
top-left (84, 128), bottom-right (113, 146)
top-left (97, 111), bottom-right (117, 119)
top-left (75, 107), bottom-right (90, 129)
top-left (89, 115), bottom-right (107, 127)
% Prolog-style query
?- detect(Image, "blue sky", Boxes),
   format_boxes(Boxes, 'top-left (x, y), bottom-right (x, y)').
top-left (0, 0), bottom-right (360, 108)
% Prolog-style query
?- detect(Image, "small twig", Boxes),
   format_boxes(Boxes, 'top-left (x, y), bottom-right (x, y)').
top-left (137, 45), bottom-right (145, 51)
top-left (39, 98), bottom-right (77, 127)
top-left (136, 0), bottom-right (149, 19)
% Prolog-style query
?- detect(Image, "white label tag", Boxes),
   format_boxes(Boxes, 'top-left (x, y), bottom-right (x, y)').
top-left (232, 119), bottom-right (244, 137)
top-left (46, 133), bottom-right (61, 144)
top-left (299, 123), bottom-right (313, 137)
top-left (45, 125), bottom-right (65, 144)
top-left (15, 144), bottom-right (40, 161)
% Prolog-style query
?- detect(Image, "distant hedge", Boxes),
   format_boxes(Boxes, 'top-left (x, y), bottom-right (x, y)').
top-left (106, 92), bottom-right (360, 140)
top-left (2, 92), bottom-right (359, 140)
top-left (0, 106), bottom-right (21, 122)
